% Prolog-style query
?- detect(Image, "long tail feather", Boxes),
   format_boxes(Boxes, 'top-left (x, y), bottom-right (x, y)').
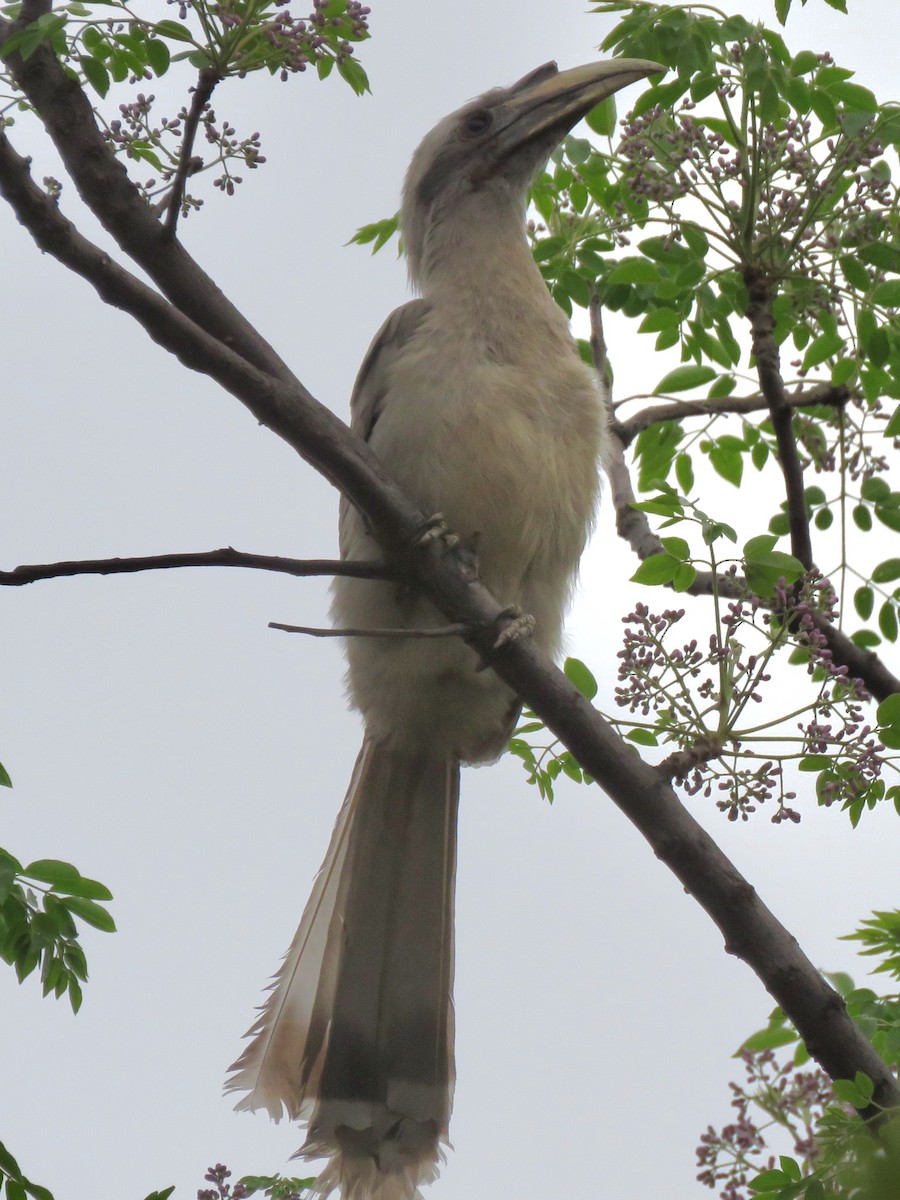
top-left (227, 738), bottom-right (460, 1199)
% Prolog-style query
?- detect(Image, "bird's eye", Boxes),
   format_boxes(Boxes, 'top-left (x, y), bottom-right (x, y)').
top-left (464, 110), bottom-right (493, 137)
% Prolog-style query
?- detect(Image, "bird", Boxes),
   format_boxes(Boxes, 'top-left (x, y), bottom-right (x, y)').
top-left (227, 55), bottom-right (661, 1199)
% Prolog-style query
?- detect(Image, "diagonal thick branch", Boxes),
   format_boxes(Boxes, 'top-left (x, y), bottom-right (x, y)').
top-left (1, 81), bottom-right (898, 1116)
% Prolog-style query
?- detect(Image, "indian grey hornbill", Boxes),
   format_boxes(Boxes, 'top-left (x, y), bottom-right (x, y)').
top-left (227, 55), bottom-right (661, 1199)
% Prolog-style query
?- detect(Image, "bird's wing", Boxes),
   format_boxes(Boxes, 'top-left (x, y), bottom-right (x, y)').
top-left (340, 298), bottom-right (431, 556)
top-left (349, 297), bottom-right (432, 442)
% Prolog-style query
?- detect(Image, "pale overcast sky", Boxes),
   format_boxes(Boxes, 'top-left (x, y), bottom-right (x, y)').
top-left (1, 2), bottom-right (897, 1199)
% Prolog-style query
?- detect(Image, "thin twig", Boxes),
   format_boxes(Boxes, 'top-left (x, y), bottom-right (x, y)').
top-left (615, 384), bottom-right (851, 447)
top-left (269, 621), bottom-right (470, 639)
top-left (0, 548), bottom-right (390, 587)
top-left (164, 67), bottom-right (221, 235)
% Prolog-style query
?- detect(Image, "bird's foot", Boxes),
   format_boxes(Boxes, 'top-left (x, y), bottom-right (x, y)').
top-left (475, 604), bottom-right (536, 671)
top-left (414, 513), bottom-right (460, 552)
top-left (492, 604), bottom-right (536, 649)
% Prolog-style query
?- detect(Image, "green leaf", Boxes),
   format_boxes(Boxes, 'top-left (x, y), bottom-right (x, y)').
top-left (672, 562), bottom-right (697, 592)
top-left (639, 308), bottom-right (680, 333)
top-left (832, 1077), bottom-right (868, 1108)
top-left (586, 95), bottom-right (616, 136)
top-left (151, 19), bottom-right (194, 42)
top-left (702, 520), bottom-right (737, 545)
top-left (0, 762), bottom-right (11, 788)
top-left (660, 536), bottom-right (689, 560)
top-left (741, 1023), bottom-right (798, 1052)
top-left (872, 559), bottom-right (900, 583)
top-left (853, 629), bottom-right (882, 649)
top-left (779, 1157), bottom-right (802, 1183)
top-left (831, 357), bottom-right (857, 386)
top-left (709, 374), bottom-right (737, 400)
top-left (861, 477), bottom-right (890, 502)
top-left (876, 502), bottom-right (900, 532)
top-left (59, 896), bottom-right (116, 933)
top-left (802, 330), bottom-right (843, 370)
top-left (632, 77), bottom-right (689, 117)
top-left (853, 1070), bottom-right (875, 1102)
top-left (606, 258), bottom-right (661, 285)
top-left (750, 1169), bottom-right (789, 1191)
top-left (563, 657), bottom-right (598, 701)
top-left (885, 407), bottom-right (900, 438)
top-left (799, 755), bottom-right (831, 771)
top-left (626, 728), bottom-right (659, 746)
top-left (337, 56), bottom-right (370, 95)
top-left (631, 553), bottom-right (679, 586)
top-left (876, 693), bottom-right (900, 727)
top-left (655, 364), bottom-right (717, 393)
top-left (682, 223), bottom-right (708, 258)
top-left (675, 453), bottom-right (694, 494)
top-left (349, 215), bottom-right (399, 254)
top-left (853, 503), bottom-right (873, 531)
top-left (0, 1142), bottom-right (22, 1178)
top-left (23, 860), bottom-right (80, 887)
top-left (791, 50), bottom-right (819, 75)
top-left (709, 446), bottom-right (743, 487)
top-left (872, 280), bottom-right (900, 308)
top-left (809, 88), bottom-right (837, 130)
top-left (841, 255), bottom-right (870, 291)
top-left (854, 586), bottom-right (874, 620)
top-left (879, 600), bottom-right (898, 643)
top-left (78, 54), bottom-right (109, 98)
top-left (831, 80), bottom-right (876, 112)
top-left (145, 37), bottom-right (170, 76)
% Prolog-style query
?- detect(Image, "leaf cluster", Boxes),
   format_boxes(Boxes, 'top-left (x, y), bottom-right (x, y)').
top-left (0, 848), bottom-right (114, 1012)
top-left (703, 922), bottom-right (900, 1200)
top-left (0, 1), bottom-right (370, 209)
top-left (0, 1141), bottom-right (52, 1200)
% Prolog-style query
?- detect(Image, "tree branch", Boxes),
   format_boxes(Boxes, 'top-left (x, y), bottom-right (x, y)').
top-left (0, 548), bottom-right (389, 587)
top-left (2, 76), bottom-right (898, 1117)
top-left (164, 66), bottom-right (221, 235)
top-left (615, 384), bottom-right (851, 447)
top-left (592, 295), bottom-right (730, 591)
top-left (592, 301), bottom-right (900, 702)
top-left (744, 268), bottom-right (814, 570)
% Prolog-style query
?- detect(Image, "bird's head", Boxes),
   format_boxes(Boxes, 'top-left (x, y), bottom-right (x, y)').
top-left (401, 58), bottom-right (663, 285)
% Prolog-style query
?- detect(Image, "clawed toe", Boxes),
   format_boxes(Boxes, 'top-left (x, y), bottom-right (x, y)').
top-left (492, 605), bottom-right (536, 650)
top-left (475, 604), bottom-right (536, 671)
top-left (414, 513), bottom-right (461, 551)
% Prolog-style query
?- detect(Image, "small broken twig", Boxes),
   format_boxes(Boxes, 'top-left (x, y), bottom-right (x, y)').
top-left (269, 621), bottom-right (471, 639)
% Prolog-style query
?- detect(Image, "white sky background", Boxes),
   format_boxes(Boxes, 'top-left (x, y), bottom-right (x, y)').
top-left (1, 1), bottom-right (898, 1198)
